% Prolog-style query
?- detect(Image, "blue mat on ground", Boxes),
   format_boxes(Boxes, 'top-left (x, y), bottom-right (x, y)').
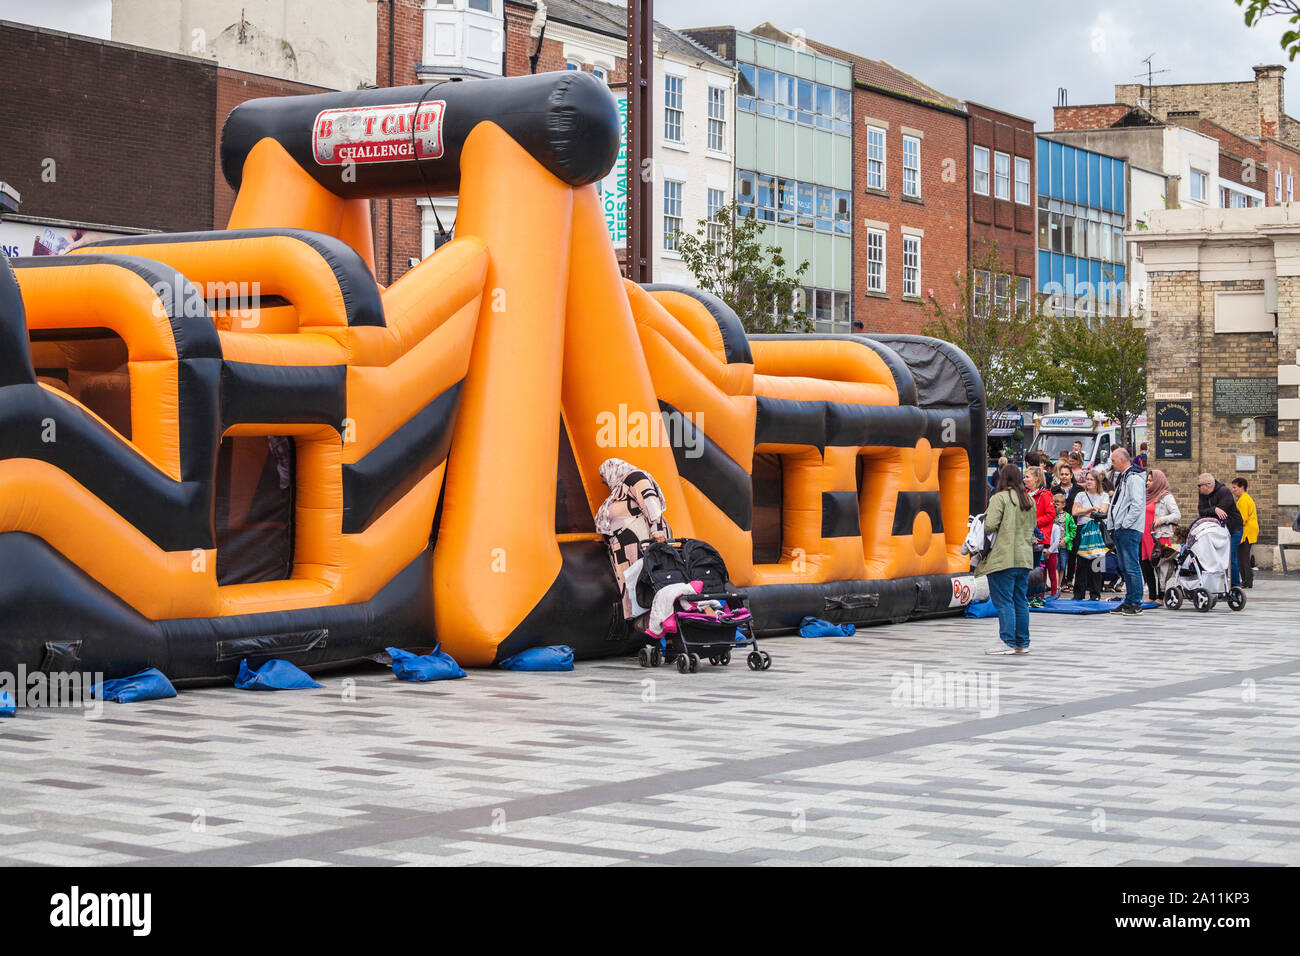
top-left (965, 598), bottom-right (997, 618)
top-left (798, 616), bottom-right (855, 637)
top-left (1031, 598), bottom-right (1160, 614)
top-left (93, 667), bottom-right (177, 703)
top-left (499, 645), bottom-right (574, 671)
top-left (387, 645), bottom-right (465, 682)
top-left (0, 690), bottom-right (13, 717)
top-left (234, 658), bottom-right (323, 690)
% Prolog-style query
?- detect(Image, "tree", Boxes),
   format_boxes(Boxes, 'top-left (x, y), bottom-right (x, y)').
top-left (676, 199), bottom-right (813, 333)
top-left (1236, 0), bottom-right (1300, 58)
top-left (921, 248), bottom-right (1061, 415)
top-left (1044, 310), bottom-right (1148, 448)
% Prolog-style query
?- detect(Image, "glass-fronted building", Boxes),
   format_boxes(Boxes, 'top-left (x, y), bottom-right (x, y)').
top-left (1036, 137), bottom-right (1128, 318)
top-left (732, 32), bottom-right (855, 332)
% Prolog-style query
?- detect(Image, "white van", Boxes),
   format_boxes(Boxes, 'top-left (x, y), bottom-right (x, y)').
top-left (1028, 412), bottom-right (1122, 471)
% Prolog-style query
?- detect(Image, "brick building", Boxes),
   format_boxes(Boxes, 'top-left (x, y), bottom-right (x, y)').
top-left (0, 20), bottom-right (217, 242)
top-left (1112, 66), bottom-right (1300, 209)
top-left (1137, 205), bottom-right (1300, 564)
top-left (967, 103), bottom-right (1036, 300)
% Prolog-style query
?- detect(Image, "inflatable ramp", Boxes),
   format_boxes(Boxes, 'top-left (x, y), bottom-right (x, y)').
top-left (0, 72), bottom-right (983, 680)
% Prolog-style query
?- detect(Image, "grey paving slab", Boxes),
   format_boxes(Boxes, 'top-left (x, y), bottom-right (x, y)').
top-left (0, 576), bottom-right (1299, 866)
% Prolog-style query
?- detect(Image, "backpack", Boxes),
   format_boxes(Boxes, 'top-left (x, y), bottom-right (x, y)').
top-left (635, 538), bottom-right (731, 609)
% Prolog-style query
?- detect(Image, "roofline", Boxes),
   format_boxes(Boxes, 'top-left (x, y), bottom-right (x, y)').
top-left (963, 100), bottom-right (1036, 126)
top-left (0, 17), bottom-right (214, 67)
top-left (856, 80), bottom-right (968, 119)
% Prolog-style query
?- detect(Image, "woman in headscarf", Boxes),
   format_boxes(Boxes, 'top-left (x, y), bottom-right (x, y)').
top-left (595, 458), bottom-right (671, 619)
top-left (1142, 468), bottom-right (1180, 601)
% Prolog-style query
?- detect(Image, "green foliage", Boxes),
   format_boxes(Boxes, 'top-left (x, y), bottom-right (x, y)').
top-left (1236, 0), bottom-right (1300, 59)
top-left (1043, 311), bottom-right (1149, 448)
top-left (921, 248), bottom-right (1061, 415)
top-left (676, 199), bottom-right (813, 333)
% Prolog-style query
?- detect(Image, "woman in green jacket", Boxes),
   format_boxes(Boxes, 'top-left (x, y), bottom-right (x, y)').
top-left (978, 464), bottom-right (1037, 655)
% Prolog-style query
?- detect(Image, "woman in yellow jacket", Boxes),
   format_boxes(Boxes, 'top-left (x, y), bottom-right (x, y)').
top-left (978, 463), bottom-right (1038, 656)
top-left (1231, 478), bottom-right (1258, 588)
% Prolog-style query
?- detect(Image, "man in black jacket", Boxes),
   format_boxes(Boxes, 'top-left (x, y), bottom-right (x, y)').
top-left (1197, 473), bottom-right (1244, 587)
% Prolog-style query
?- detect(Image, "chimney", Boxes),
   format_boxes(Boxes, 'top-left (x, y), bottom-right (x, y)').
top-left (1254, 64), bottom-right (1286, 139)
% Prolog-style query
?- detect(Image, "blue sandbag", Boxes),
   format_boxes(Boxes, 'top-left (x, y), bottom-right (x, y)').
top-left (798, 616), bottom-right (855, 637)
top-left (964, 598), bottom-right (997, 618)
top-left (387, 645), bottom-right (465, 682)
top-left (498, 645), bottom-right (574, 671)
top-left (1031, 598), bottom-right (1160, 614)
top-left (93, 667), bottom-right (177, 703)
top-left (234, 658), bottom-right (323, 690)
top-left (0, 690), bottom-right (13, 717)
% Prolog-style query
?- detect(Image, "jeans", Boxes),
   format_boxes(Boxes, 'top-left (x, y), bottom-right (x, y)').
top-left (1229, 528), bottom-right (1243, 587)
top-left (1113, 527), bottom-right (1143, 608)
top-left (988, 567), bottom-right (1030, 649)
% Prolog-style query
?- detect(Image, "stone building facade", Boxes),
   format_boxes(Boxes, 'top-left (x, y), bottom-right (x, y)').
top-left (1136, 205), bottom-right (1300, 566)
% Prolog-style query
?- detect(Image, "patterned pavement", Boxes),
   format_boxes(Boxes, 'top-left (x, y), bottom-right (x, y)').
top-left (1, 575), bottom-right (1298, 867)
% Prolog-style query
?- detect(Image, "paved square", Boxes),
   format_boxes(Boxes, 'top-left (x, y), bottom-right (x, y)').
top-left (2, 577), bottom-right (1298, 866)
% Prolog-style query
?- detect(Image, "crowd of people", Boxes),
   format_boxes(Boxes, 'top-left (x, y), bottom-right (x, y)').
top-left (977, 441), bottom-right (1259, 656)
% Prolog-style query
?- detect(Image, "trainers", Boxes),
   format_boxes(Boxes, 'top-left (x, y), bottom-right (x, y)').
top-left (1014, 646), bottom-right (1030, 655)
top-left (984, 645), bottom-right (1017, 656)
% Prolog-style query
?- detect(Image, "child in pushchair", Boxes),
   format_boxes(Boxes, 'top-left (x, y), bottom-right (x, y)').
top-left (632, 537), bottom-right (770, 673)
top-left (1159, 518), bottom-right (1247, 612)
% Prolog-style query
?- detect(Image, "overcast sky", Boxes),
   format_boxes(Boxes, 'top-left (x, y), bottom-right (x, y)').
top-left (1, 0), bottom-right (1296, 129)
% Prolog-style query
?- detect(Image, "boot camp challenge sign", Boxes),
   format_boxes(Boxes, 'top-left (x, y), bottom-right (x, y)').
top-left (312, 101), bottom-right (447, 166)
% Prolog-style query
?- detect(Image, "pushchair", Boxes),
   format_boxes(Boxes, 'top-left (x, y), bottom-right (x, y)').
top-left (1162, 517), bottom-right (1246, 612)
top-left (632, 538), bottom-right (769, 674)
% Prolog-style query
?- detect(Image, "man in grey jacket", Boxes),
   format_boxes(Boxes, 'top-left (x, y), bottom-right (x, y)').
top-left (1106, 447), bottom-right (1147, 615)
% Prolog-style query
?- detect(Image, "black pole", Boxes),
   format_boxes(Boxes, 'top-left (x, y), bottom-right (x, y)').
top-left (627, 0), bottom-right (653, 282)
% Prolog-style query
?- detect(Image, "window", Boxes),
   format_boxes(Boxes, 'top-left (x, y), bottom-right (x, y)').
top-left (994, 151), bottom-right (1010, 200)
top-left (834, 190), bottom-right (851, 235)
top-left (1220, 186), bottom-right (1230, 208)
top-left (1014, 156), bottom-right (1030, 205)
top-left (867, 126), bottom-right (886, 190)
top-left (707, 187), bottom-right (725, 242)
top-left (468, 0), bottom-right (493, 10)
top-left (1290, 174), bottom-right (1295, 202)
top-left (663, 180), bottom-right (683, 251)
top-left (1015, 277), bottom-right (1031, 313)
top-left (756, 174), bottom-right (775, 222)
top-left (708, 86), bottom-right (726, 152)
top-left (902, 135), bottom-right (921, 198)
top-left (736, 170), bottom-right (754, 209)
top-left (776, 178), bottom-right (796, 224)
top-left (902, 235), bottom-right (920, 298)
top-left (993, 274), bottom-right (1010, 314)
top-left (867, 228), bottom-right (886, 293)
top-left (973, 146), bottom-right (990, 195)
top-left (973, 269), bottom-right (990, 317)
top-left (1037, 196), bottom-right (1049, 249)
top-left (592, 66), bottom-right (607, 84)
top-left (1190, 168), bottom-right (1207, 202)
top-left (797, 182), bottom-right (814, 228)
top-left (664, 75), bottom-right (683, 143)
top-left (565, 60), bottom-right (580, 71)
top-left (1113, 225), bottom-right (1124, 264)
top-left (815, 185), bottom-right (834, 232)
top-left (1277, 168), bottom-right (1284, 203)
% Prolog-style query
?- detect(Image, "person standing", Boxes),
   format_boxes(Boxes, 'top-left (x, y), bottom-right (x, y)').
top-left (1135, 442), bottom-right (1149, 470)
top-left (1072, 470), bottom-right (1110, 601)
top-left (1231, 478), bottom-right (1257, 588)
top-left (1106, 447), bottom-right (1147, 615)
top-left (1053, 462), bottom-right (1081, 588)
top-left (1143, 469), bottom-right (1181, 600)
top-left (1198, 474), bottom-right (1244, 587)
top-left (978, 464), bottom-right (1036, 656)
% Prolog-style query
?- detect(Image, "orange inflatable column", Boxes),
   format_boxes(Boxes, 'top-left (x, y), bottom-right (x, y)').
top-left (227, 138), bottom-right (345, 235)
top-left (433, 123), bottom-right (574, 666)
top-left (562, 185), bottom-right (693, 531)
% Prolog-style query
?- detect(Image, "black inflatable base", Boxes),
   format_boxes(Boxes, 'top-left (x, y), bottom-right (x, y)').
top-left (0, 532), bottom-right (969, 682)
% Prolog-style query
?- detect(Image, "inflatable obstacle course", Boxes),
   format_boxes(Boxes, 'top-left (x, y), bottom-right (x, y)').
top-left (0, 71), bottom-right (984, 681)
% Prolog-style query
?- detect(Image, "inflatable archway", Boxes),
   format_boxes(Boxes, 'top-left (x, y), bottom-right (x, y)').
top-left (0, 72), bottom-right (984, 680)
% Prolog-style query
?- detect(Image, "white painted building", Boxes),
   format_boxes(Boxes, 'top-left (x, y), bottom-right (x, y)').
top-left (111, 0), bottom-right (377, 91)
top-left (650, 26), bottom-right (735, 285)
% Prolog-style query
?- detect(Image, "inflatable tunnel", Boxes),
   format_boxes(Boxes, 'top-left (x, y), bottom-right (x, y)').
top-left (0, 72), bottom-right (983, 680)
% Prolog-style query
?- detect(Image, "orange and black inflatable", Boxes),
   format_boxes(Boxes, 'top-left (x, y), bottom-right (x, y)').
top-left (0, 72), bottom-right (983, 679)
